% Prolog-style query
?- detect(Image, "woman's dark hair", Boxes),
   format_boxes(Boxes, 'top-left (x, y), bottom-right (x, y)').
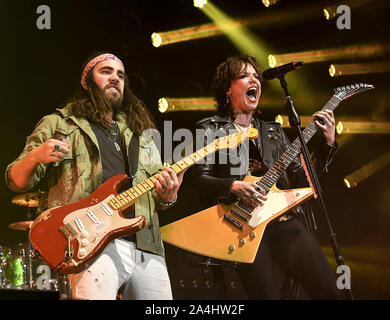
top-left (69, 53), bottom-right (156, 136)
top-left (212, 55), bottom-right (262, 118)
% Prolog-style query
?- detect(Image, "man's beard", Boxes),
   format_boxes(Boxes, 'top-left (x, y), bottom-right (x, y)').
top-left (104, 86), bottom-right (123, 112)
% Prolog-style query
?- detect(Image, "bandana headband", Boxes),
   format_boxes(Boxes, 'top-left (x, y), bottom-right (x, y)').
top-left (80, 53), bottom-right (123, 90)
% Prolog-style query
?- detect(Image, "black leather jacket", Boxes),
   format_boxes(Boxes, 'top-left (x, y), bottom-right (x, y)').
top-left (193, 113), bottom-right (338, 208)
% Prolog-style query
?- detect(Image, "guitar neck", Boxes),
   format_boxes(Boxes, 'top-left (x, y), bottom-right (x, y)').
top-left (109, 149), bottom-right (209, 210)
top-left (258, 94), bottom-right (341, 193)
top-left (109, 129), bottom-right (253, 210)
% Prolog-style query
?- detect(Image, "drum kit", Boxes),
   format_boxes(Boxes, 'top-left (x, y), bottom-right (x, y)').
top-left (0, 192), bottom-right (71, 299)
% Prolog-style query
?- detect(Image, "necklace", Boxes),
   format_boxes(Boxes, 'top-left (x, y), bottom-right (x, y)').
top-left (99, 122), bottom-right (121, 152)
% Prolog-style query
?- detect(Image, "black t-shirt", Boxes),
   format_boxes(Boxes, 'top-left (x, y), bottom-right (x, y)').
top-left (90, 122), bottom-right (136, 242)
top-left (248, 139), bottom-right (267, 177)
top-left (90, 122), bottom-right (128, 182)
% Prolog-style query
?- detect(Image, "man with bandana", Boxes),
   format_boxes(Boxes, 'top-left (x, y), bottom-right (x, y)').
top-left (5, 53), bottom-right (184, 300)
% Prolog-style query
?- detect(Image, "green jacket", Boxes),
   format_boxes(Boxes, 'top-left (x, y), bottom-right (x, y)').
top-left (5, 103), bottom-right (166, 257)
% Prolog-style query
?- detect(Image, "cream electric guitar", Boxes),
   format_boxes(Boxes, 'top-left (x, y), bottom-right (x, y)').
top-left (29, 127), bottom-right (258, 274)
top-left (160, 83), bottom-right (374, 263)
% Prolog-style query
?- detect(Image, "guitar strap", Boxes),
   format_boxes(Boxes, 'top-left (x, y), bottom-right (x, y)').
top-left (127, 133), bottom-right (139, 181)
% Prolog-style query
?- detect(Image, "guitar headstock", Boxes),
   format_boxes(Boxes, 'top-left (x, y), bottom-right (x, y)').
top-left (215, 128), bottom-right (258, 150)
top-left (334, 83), bottom-right (374, 101)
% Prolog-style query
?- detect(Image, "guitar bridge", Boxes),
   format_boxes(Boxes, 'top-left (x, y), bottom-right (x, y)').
top-left (60, 223), bottom-right (76, 240)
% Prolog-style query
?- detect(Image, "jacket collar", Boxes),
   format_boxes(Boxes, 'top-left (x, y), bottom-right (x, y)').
top-left (56, 103), bottom-right (151, 148)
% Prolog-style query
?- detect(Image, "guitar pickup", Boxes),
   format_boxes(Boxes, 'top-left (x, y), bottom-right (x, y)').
top-left (236, 201), bottom-right (255, 214)
top-left (223, 214), bottom-right (244, 230)
top-left (231, 207), bottom-right (250, 222)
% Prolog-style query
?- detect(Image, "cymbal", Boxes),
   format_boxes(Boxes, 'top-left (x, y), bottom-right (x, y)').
top-left (11, 191), bottom-right (48, 207)
top-left (8, 221), bottom-right (33, 231)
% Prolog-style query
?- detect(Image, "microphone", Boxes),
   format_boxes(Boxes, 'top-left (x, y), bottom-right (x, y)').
top-left (262, 61), bottom-right (304, 80)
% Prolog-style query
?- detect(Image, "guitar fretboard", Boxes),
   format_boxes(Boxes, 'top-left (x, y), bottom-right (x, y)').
top-left (109, 129), bottom-right (253, 210)
top-left (257, 95), bottom-right (342, 193)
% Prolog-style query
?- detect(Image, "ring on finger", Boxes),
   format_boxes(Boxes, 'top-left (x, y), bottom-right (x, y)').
top-left (253, 191), bottom-right (260, 199)
top-left (54, 144), bottom-right (61, 151)
top-left (51, 150), bottom-right (56, 157)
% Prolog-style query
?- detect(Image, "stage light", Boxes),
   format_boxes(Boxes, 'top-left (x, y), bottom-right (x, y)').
top-left (197, 1), bottom-right (270, 66)
top-left (150, 23), bottom-right (225, 47)
top-left (335, 121), bottom-right (390, 134)
top-left (158, 96), bottom-right (289, 113)
top-left (336, 121), bottom-right (344, 135)
top-left (158, 97), bottom-right (217, 113)
top-left (158, 98), bottom-right (169, 113)
top-left (275, 114), bottom-right (313, 128)
top-left (193, 0), bottom-right (207, 8)
top-left (196, 1), bottom-right (307, 93)
top-left (275, 116), bottom-right (390, 135)
top-left (343, 150), bottom-right (390, 189)
top-left (323, 8), bottom-right (331, 20)
top-left (152, 3), bottom-right (318, 48)
top-left (262, 0), bottom-right (279, 7)
top-left (268, 54), bottom-right (277, 68)
top-left (151, 32), bottom-right (163, 48)
top-left (269, 44), bottom-right (389, 67)
top-left (329, 62), bottom-right (390, 77)
top-left (323, 0), bottom-right (376, 20)
top-left (343, 178), bottom-right (353, 189)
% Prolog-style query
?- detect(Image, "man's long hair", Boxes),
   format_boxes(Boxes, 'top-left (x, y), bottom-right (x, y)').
top-left (212, 55), bottom-right (263, 119)
top-left (70, 55), bottom-right (155, 136)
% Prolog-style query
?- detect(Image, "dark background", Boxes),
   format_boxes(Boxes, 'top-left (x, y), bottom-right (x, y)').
top-left (0, 0), bottom-right (389, 299)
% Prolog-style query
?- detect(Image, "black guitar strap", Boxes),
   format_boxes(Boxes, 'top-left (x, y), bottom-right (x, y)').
top-left (127, 133), bottom-right (139, 181)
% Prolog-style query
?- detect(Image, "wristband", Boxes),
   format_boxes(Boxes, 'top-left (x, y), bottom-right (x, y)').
top-left (158, 195), bottom-right (177, 208)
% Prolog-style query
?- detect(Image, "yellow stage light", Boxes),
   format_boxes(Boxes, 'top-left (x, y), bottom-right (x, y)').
top-left (335, 121), bottom-right (390, 134)
top-left (196, 1), bottom-right (308, 93)
top-left (343, 178), bottom-right (353, 189)
top-left (275, 116), bottom-right (390, 135)
top-left (323, 8), bottom-right (331, 20)
top-left (262, 0), bottom-right (279, 7)
top-left (275, 114), bottom-right (313, 128)
top-left (151, 32), bottom-right (163, 48)
top-left (158, 98), bottom-right (169, 113)
top-left (150, 23), bottom-right (225, 47)
top-left (198, 1), bottom-right (270, 65)
top-left (336, 121), bottom-right (344, 135)
top-left (323, 0), bottom-right (376, 20)
top-left (329, 62), bottom-right (390, 77)
top-left (193, 0), bottom-right (207, 9)
top-left (269, 44), bottom-right (389, 67)
top-left (152, 3), bottom-right (319, 49)
top-left (329, 64), bottom-right (336, 77)
top-left (344, 151), bottom-right (390, 189)
top-left (268, 54), bottom-right (277, 68)
top-left (158, 96), bottom-right (289, 113)
top-left (158, 97), bottom-right (217, 113)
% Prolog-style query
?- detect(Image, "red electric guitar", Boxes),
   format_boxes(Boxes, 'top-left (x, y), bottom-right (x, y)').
top-left (29, 128), bottom-right (258, 274)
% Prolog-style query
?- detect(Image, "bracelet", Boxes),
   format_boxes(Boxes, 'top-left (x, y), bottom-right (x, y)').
top-left (158, 195), bottom-right (177, 208)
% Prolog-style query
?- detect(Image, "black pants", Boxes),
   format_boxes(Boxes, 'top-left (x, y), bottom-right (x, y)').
top-left (236, 217), bottom-right (340, 299)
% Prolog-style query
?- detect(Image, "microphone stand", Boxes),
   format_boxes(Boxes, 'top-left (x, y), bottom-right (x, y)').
top-left (277, 74), bottom-right (354, 300)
